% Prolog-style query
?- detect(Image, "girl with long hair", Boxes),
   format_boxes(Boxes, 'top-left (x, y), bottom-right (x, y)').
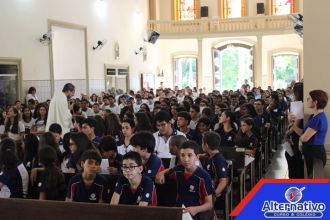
top-left (38, 146), bottom-right (66, 201)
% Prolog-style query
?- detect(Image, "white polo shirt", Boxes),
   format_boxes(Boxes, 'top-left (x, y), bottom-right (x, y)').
top-left (153, 129), bottom-right (185, 158)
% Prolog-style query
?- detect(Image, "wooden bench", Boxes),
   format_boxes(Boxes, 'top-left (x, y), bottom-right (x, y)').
top-left (0, 198), bottom-right (182, 220)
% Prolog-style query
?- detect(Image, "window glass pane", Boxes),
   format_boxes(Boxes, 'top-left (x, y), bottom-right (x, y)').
top-left (177, 0), bottom-right (196, 20)
top-left (272, 0), bottom-right (294, 15)
top-left (174, 57), bottom-right (197, 89)
top-left (0, 75), bottom-right (17, 109)
top-left (273, 54), bottom-right (299, 90)
top-left (225, 0), bottom-right (243, 18)
top-left (213, 44), bottom-right (253, 92)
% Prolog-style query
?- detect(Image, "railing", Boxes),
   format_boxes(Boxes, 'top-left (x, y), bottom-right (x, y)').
top-left (148, 15), bottom-right (294, 36)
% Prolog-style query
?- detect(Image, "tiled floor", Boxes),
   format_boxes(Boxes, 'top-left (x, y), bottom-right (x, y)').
top-left (264, 144), bottom-right (289, 179)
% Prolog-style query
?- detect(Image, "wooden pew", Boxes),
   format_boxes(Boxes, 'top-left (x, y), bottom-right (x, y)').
top-left (0, 198), bottom-right (182, 220)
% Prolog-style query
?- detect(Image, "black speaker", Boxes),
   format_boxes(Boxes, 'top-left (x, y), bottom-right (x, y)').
top-left (201, 6), bottom-right (208, 17)
top-left (148, 31), bottom-right (160, 44)
top-left (257, 3), bottom-right (265, 14)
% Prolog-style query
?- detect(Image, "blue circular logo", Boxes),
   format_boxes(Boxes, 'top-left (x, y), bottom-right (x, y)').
top-left (285, 187), bottom-right (303, 203)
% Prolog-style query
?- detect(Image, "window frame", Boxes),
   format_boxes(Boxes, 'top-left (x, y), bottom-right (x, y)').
top-left (220, 0), bottom-right (245, 18)
top-left (270, 0), bottom-right (296, 15)
top-left (173, 54), bottom-right (198, 89)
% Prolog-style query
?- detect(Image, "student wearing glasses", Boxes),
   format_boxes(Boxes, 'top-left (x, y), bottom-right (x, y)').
top-left (110, 151), bottom-right (157, 206)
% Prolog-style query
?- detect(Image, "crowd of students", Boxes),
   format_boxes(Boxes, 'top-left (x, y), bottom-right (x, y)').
top-left (0, 81), bottom-right (328, 220)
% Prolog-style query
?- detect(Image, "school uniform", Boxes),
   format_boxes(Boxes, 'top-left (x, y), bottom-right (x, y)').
top-left (92, 136), bottom-right (102, 150)
top-left (153, 129), bottom-right (186, 156)
top-left (38, 170), bottom-right (66, 201)
top-left (66, 173), bottom-right (109, 203)
top-left (117, 144), bottom-right (134, 156)
top-left (0, 163), bottom-right (29, 198)
top-left (202, 153), bottom-right (229, 182)
top-left (168, 165), bottom-right (214, 208)
top-left (143, 154), bottom-right (164, 179)
top-left (183, 128), bottom-right (198, 142)
top-left (114, 175), bottom-right (157, 206)
top-left (215, 127), bottom-right (236, 148)
top-left (202, 153), bottom-right (229, 209)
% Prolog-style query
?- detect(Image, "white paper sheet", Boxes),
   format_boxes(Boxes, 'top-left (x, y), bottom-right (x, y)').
top-left (182, 205), bottom-right (193, 220)
top-left (282, 141), bottom-right (294, 157)
top-left (100, 159), bottom-right (110, 174)
top-left (290, 101), bottom-right (304, 120)
top-left (245, 155), bottom-right (255, 166)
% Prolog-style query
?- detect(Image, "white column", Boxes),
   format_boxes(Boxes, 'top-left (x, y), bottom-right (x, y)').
top-left (255, 35), bottom-right (263, 88)
top-left (197, 38), bottom-right (203, 89)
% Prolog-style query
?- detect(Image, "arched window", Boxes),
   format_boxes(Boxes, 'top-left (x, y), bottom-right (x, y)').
top-left (175, 0), bottom-right (197, 20)
top-left (270, 0), bottom-right (295, 15)
top-left (272, 52), bottom-right (299, 89)
top-left (221, 0), bottom-right (245, 18)
top-left (213, 43), bottom-right (253, 92)
top-left (174, 56), bottom-right (197, 89)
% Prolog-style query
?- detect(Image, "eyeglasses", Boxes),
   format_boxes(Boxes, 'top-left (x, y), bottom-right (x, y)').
top-left (121, 165), bottom-right (139, 171)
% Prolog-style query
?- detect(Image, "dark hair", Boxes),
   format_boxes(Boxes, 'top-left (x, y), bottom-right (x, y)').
top-left (135, 112), bottom-right (153, 132)
top-left (254, 99), bottom-right (266, 105)
top-left (21, 107), bottom-right (33, 123)
top-left (154, 110), bottom-right (171, 123)
top-left (62, 83), bottom-right (75, 92)
top-left (240, 117), bottom-right (254, 127)
top-left (203, 131), bottom-right (221, 150)
top-left (201, 107), bottom-right (212, 118)
top-left (122, 151), bottom-right (142, 166)
top-left (38, 146), bottom-right (66, 201)
top-left (293, 82), bottom-right (303, 101)
top-left (94, 115), bottom-right (106, 137)
top-left (177, 111), bottom-right (192, 124)
top-left (310, 90), bottom-right (328, 109)
top-left (99, 135), bottom-right (117, 152)
top-left (242, 103), bottom-right (257, 117)
top-left (221, 110), bottom-right (237, 131)
top-left (70, 132), bottom-right (94, 163)
top-left (23, 134), bottom-right (39, 168)
top-left (105, 113), bottom-right (122, 137)
top-left (122, 118), bottom-right (135, 129)
top-left (130, 131), bottom-right (155, 153)
top-left (5, 107), bottom-right (20, 134)
top-left (0, 138), bottom-right (19, 173)
top-left (33, 103), bottom-right (48, 125)
top-left (39, 146), bottom-right (57, 166)
top-left (180, 140), bottom-right (199, 155)
top-left (49, 123), bottom-right (62, 135)
top-left (28, 87), bottom-right (36, 94)
top-left (80, 149), bottom-right (102, 164)
top-left (74, 116), bottom-right (85, 129)
top-left (169, 135), bottom-right (186, 148)
top-left (190, 104), bottom-right (200, 113)
top-left (197, 117), bottom-right (211, 128)
top-left (82, 118), bottom-right (97, 129)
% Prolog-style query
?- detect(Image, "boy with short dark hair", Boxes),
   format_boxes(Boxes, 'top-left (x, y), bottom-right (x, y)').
top-left (99, 135), bottom-right (122, 174)
top-left (81, 118), bottom-right (102, 149)
top-left (130, 131), bottom-right (164, 179)
top-left (66, 150), bottom-right (109, 203)
top-left (110, 151), bottom-right (157, 206)
top-left (202, 131), bottom-right (229, 199)
top-left (156, 140), bottom-right (214, 219)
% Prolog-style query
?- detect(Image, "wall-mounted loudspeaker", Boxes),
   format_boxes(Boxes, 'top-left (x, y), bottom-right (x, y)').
top-left (201, 6), bottom-right (209, 17)
top-left (257, 3), bottom-right (265, 14)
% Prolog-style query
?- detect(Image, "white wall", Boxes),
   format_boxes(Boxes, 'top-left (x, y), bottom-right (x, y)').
top-left (0, 0), bottom-right (157, 94)
top-left (304, 0), bottom-right (330, 147)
